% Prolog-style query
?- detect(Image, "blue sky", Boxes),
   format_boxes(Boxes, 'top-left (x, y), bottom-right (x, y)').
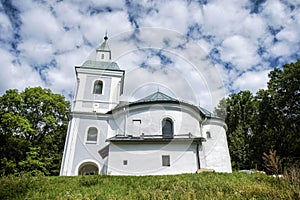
top-left (0, 0), bottom-right (300, 110)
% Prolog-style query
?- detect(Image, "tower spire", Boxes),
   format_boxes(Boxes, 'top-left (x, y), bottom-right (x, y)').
top-left (104, 31), bottom-right (108, 41)
top-left (96, 31), bottom-right (111, 61)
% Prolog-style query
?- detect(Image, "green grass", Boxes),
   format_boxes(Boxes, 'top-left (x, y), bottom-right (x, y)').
top-left (0, 172), bottom-right (299, 199)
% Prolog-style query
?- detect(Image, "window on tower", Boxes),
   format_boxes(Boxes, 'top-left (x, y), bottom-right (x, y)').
top-left (87, 127), bottom-right (98, 143)
top-left (93, 80), bottom-right (103, 94)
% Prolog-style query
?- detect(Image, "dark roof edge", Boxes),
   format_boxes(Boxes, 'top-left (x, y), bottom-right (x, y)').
top-left (106, 136), bottom-right (206, 143)
top-left (75, 65), bottom-right (125, 73)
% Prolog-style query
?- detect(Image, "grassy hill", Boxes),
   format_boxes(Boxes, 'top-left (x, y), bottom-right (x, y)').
top-left (1, 172), bottom-right (299, 199)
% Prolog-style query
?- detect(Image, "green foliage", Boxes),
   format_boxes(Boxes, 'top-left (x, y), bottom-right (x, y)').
top-left (0, 87), bottom-right (70, 176)
top-left (0, 172), bottom-right (42, 200)
top-left (0, 173), bottom-right (298, 199)
top-left (19, 147), bottom-right (48, 175)
top-left (215, 60), bottom-right (300, 171)
top-left (215, 91), bottom-right (256, 169)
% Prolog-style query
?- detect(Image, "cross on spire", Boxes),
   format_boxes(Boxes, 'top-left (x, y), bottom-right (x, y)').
top-left (104, 31), bottom-right (108, 41)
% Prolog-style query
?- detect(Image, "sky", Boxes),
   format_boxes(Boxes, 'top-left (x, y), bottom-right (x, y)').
top-left (0, 0), bottom-right (300, 111)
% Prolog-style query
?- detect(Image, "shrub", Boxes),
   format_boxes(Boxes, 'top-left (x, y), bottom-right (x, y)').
top-left (0, 172), bottom-right (41, 199)
top-left (78, 175), bottom-right (100, 187)
top-left (283, 163), bottom-right (300, 198)
top-left (262, 148), bottom-right (284, 179)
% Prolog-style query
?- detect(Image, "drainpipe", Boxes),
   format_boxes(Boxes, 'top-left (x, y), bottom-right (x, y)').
top-left (196, 142), bottom-right (201, 170)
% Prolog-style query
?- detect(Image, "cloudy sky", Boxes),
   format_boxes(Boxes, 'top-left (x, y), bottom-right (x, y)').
top-left (1, 0), bottom-right (300, 111)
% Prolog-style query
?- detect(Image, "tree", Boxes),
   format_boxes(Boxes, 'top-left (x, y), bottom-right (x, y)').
top-left (256, 61), bottom-right (300, 166)
top-left (215, 60), bottom-right (300, 171)
top-left (0, 87), bottom-right (70, 176)
top-left (215, 91), bottom-right (257, 169)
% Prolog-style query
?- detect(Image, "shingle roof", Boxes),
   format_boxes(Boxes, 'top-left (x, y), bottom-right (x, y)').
top-left (81, 60), bottom-right (120, 70)
top-left (135, 91), bottom-right (178, 103)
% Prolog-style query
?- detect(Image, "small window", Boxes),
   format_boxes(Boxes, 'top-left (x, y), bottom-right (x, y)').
top-left (162, 155), bottom-right (170, 167)
top-left (123, 160), bottom-right (128, 165)
top-left (132, 119), bottom-right (141, 124)
top-left (101, 54), bottom-right (104, 59)
top-left (206, 131), bottom-right (211, 139)
top-left (93, 80), bottom-right (103, 94)
top-left (87, 127), bottom-right (98, 143)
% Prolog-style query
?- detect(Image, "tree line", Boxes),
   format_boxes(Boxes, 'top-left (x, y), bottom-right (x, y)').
top-left (214, 60), bottom-right (300, 171)
top-left (0, 87), bottom-right (70, 176)
top-left (0, 60), bottom-right (299, 176)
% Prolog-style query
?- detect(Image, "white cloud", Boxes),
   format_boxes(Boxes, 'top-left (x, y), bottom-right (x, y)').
top-left (143, 1), bottom-right (190, 34)
top-left (202, 0), bottom-right (249, 40)
top-left (270, 41), bottom-right (292, 57)
top-left (20, 6), bottom-right (62, 42)
top-left (220, 35), bottom-right (260, 70)
top-left (261, 0), bottom-right (290, 29)
top-left (238, 14), bottom-right (267, 41)
top-left (277, 27), bottom-right (300, 44)
top-left (0, 49), bottom-right (44, 94)
top-left (232, 69), bottom-right (270, 93)
top-left (18, 39), bottom-right (55, 65)
top-left (0, 12), bottom-right (13, 43)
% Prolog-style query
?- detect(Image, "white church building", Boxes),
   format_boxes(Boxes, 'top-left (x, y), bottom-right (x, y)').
top-left (60, 35), bottom-right (232, 176)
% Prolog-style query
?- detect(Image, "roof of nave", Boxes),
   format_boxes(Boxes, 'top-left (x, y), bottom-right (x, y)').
top-left (81, 60), bottom-right (120, 70)
top-left (135, 91), bottom-right (178, 103)
top-left (134, 91), bottom-right (215, 117)
top-left (108, 91), bottom-right (217, 119)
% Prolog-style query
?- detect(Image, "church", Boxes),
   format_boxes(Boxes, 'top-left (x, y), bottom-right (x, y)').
top-left (60, 35), bottom-right (232, 176)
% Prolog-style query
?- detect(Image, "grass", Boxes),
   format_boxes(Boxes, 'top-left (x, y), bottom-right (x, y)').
top-left (0, 172), bottom-right (299, 199)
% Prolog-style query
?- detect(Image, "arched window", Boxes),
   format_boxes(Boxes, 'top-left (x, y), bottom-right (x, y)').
top-left (93, 80), bottom-right (103, 94)
top-left (87, 127), bottom-right (98, 143)
top-left (162, 118), bottom-right (173, 138)
top-left (78, 162), bottom-right (99, 175)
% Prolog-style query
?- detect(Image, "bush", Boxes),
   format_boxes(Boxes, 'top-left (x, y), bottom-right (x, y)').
top-left (262, 148), bottom-right (284, 179)
top-left (78, 175), bottom-right (101, 187)
top-left (283, 163), bottom-right (300, 198)
top-left (0, 172), bottom-right (42, 199)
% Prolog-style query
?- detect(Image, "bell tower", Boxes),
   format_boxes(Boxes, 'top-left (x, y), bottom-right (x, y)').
top-left (73, 35), bottom-right (125, 113)
top-left (60, 34), bottom-right (125, 176)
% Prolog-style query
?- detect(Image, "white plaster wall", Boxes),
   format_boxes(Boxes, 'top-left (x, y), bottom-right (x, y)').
top-left (70, 118), bottom-right (110, 175)
top-left (202, 121), bottom-right (232, 173)
top-left (60, 118), bottom-right (78, 176)
top-left (107, 143), bottom-right (199, 175)
top-left (109, 78), bottom-right (121, 110)
top-left (74, 69), bottom-right (123, 113)
top-left (111, 104), bottom-right (201, 137)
